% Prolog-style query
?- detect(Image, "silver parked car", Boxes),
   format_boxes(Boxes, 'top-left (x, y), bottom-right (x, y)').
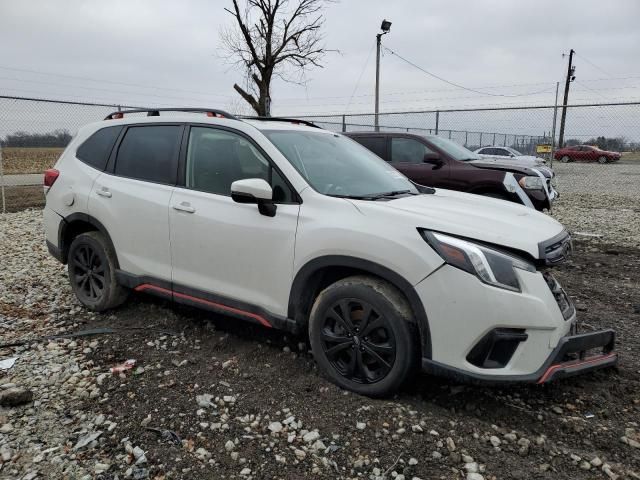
top-left (474, 146), bottom-right (548, 168)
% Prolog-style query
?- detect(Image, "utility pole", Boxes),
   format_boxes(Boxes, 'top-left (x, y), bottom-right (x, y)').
top-left (374, 19), bottom-right (391, 132)
top-left (558, 49), bottom-right (575, 148)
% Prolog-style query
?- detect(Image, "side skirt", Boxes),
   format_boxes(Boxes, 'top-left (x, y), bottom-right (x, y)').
top-left (116, 270), bottom-right (299, 333)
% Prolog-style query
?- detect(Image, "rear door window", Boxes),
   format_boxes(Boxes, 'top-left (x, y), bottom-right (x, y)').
top-left (76, 126), bottom-right (122, 171)
top-left (114, 125), bottom-right (182, 184)
top-left (391, 137), bottom-right (434, 164)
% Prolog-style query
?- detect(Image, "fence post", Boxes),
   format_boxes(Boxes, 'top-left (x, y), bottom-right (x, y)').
top-left (0, 144), bottom-right (5, 214)
top-left (435, 111), bottom-right (439, 135)
top-left (550, 82), bottom-right (560, 168)
top-left (341, 115), bottom-right (346, 133)
top-left (492, 133), bottom-right (496, 145)
top-left (479, 132), bottom-right (483, 145)
top-left (465, 131), bottom-right (468, 146)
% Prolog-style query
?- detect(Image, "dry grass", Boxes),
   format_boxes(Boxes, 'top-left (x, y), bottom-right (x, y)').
top-left (1, 147), bottom-right (64, 175)
top-left (0, 185), bottom-right (45, 212)
top-left (621, 151), bottom-right (640, 163)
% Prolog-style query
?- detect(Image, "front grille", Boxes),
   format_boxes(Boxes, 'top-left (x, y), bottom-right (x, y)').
top-left (539, 231), bottom-right (572, 266)
top-left (543, 272), bottom-right (575, 320)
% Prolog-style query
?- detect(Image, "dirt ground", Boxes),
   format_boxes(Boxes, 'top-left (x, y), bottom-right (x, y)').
top-left (56, 240), bottom-right (640, 479)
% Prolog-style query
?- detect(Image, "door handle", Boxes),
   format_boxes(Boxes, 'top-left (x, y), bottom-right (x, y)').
top-left (172, 202), bottom-right (196, 213)
top-left (96, 187), bottom-right (112, 198)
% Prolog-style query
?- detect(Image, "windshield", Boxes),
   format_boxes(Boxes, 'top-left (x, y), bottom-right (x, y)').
top-left (506, 147), bottom-right (523, 156)
top-left (423, 135), bottom-right (480, 161)
top-left (263, 130), bottom-right (418, 198)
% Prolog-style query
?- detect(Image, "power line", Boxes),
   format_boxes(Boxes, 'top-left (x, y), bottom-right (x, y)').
top-left (382, 46), bottom-right (554, 98)
top-left (344, 40), bottom-right (376, 113)
top-left (574, 52), bottom-right (614, 78)
top-left (0, 65), bottom-right (233, 99)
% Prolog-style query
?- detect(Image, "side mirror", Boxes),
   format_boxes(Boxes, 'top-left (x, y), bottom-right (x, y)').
top-left (423, 152), bottom-right (443, 165)
top-left (231, 178), bottom-right (277, 217)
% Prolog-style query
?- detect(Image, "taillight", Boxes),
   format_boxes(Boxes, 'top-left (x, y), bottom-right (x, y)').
top-left (44, 169), bottom-right (60, 188)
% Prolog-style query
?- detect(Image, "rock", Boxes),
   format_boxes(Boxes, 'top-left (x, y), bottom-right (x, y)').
top-left (591, 457), bottom-right (603, 467)
top-left (621, 435), bottom-right (640, 449)
top-left (464, 462), bottom-right (479, 473)
top-left (311, 440), bottom-right (326, 452)
top-left (489, 436), bottom-right (501, 447)
top-left (467, 473), bottom-right (484, 480)
top-left (240, 467), bottom-right (251, 475)
top-left (0, 423), bottom-right (14, 434)
top-left (602, 464), bottom-right (618, 480)
top-left (195, 447), bottom-right (211, 460)
top-left (95, 462), bottom-right (111, 474)
top-left (579, 461), bottom-right (591, 470)
top-left (268, 421), bottom-right (283, 433)
top-left (552, 406), bottom-right (563, 415)
top-left (196, 394), bottom-right (214, 408)
top-left (0, 387), bottom-right (33, 407)
top-left (504, 433), bottom-right (517, 442)
top-left (446, 437), bottom-right (456, 452)
top-left (408, 458), bottom-right (418, 466)
top-left (225, 440), bottom-right (235, 452)
top-left (431, 451), bottom-right (443, 460)
top-left (94, 414), bottom-right (105, 426)
top-left (74, 431), bottom-right (102, 450)
top-left (303, 431), bottom-right (320, 443)
top-left (294, 449), bottom-right (306, 460)
top-left (462, 455), bottom-right (474, 463)
top-left (356, 422), bottom-right (366, 430)
top-left (140, 415), bottom-right (152, 427)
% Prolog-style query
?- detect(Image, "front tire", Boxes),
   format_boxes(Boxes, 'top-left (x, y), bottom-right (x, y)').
top-left (67, 231), bottom-right (128, 312)
top-left (561, 155), bottom-right (570, 163)
top-left (309, 276), bottom-right (418, 397)
top-left (598, 155), bottom-right (608, 164)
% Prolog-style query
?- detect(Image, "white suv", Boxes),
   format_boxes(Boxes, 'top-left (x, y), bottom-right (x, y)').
top-left (43, 109), bottom-right (617, 397)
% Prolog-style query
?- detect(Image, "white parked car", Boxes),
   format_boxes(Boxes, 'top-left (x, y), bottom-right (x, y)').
top-left (43, 109), bottom-right (617, 397)
top-left (474, 146), bottom-right (548, 168)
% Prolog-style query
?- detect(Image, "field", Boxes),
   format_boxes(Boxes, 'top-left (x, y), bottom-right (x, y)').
top-left (0, 147), bottom-right (64, 174)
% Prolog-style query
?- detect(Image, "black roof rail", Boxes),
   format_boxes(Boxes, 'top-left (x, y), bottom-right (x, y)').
top-left (241, 116), bottom-right (321, 129)
top-left (104, 108), bottom-right (238, 121)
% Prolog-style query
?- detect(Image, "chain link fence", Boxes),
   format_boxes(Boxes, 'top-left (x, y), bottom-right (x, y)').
top-left (1, 95), bottom-right (638, 245)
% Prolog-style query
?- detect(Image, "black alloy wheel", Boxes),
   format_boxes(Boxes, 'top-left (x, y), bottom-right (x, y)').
top-left (320, 298), bottom-right (396, 384)
top-left (67, 231), bottom-right (128, 312)
top-left (72, 244), bottom-right (106, 302)
top-left (309, 276), bottom-right (417, 397)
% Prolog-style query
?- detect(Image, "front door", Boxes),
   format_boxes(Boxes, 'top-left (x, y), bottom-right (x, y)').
top-left (390, 136), bottom-right (450, 187)
top-left (169, 125), bottom-right (300, 319)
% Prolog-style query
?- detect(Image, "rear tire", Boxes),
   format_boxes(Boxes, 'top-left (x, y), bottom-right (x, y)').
top-left (67, 231), bottom-right (128, 312)
top-left (561, 155), bottom-right (570, 163)
top-left (308, 276), bottom-right (418, 397)
top-left (598, 155), bottom-right (608, 164)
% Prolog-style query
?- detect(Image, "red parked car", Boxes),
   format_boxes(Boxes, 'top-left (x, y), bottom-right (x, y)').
top-left (554, 145), bottom-right (621, 164)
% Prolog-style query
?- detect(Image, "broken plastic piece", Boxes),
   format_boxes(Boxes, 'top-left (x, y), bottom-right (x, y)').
top-left (0, 357), bottom-right (17, 370)
top-left (146, 427), bottom-right (182, 445)
top-left (110, 359), bottom-right (136, 374)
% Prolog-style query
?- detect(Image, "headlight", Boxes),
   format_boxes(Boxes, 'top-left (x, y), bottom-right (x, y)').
top-left (420, 231), bottom-right (536, 292)
top-left (518, 176), bottom-right (545, 190)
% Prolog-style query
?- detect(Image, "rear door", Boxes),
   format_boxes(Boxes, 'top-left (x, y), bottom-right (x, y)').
top-left (390, 136), bottom-right (449, 186)
top-left (89, 124), bottom-right (182, 283)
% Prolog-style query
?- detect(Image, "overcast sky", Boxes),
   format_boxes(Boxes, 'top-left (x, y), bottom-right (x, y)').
top-left (1, 0), bottom-right (639, 140)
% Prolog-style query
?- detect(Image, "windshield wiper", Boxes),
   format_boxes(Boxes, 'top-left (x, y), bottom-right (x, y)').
top-left (366, 190), bottom-right (418, 200)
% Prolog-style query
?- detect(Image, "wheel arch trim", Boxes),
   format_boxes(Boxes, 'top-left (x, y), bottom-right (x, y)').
top-left (58, 213), bottom-right (119, 267)
top-left (288, 255), bottom-right (432, 359)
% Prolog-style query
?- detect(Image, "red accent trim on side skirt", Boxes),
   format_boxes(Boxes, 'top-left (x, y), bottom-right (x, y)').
top-left (134, 284), bottom-right (272, 328)
top-left (537, 352), bottom-right (617, 384)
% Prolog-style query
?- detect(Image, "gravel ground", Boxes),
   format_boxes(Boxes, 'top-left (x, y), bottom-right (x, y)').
top-left (0, 209), bottom-right (639, 480)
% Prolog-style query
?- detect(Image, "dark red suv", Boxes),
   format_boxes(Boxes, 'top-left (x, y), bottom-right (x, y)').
top-left (554, 145), bottom-right (621, 164)
top-left (346, 132), bottom-right (557, 211)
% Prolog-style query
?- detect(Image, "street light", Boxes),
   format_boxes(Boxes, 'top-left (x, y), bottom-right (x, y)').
top-left (375, 19), bottom-right (391, 131)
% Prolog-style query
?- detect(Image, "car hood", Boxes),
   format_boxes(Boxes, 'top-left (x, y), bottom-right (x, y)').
top-left (353, 189), bottom-right (565, 259)
top-left (471, 156), bottom-right (545, 168)
top-left (467, 157), bottom-right (553, 178)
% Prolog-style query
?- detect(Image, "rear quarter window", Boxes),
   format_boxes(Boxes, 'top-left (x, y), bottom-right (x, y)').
top-left (76, 126), bottom-right (122, 171)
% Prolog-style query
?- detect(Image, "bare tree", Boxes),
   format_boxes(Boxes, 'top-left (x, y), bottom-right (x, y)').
top-left (221, 0), bottom-right (332, 116)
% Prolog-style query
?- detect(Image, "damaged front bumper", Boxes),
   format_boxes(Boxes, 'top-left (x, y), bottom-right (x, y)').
top-left (422, 328), bottom-right (618, 385)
